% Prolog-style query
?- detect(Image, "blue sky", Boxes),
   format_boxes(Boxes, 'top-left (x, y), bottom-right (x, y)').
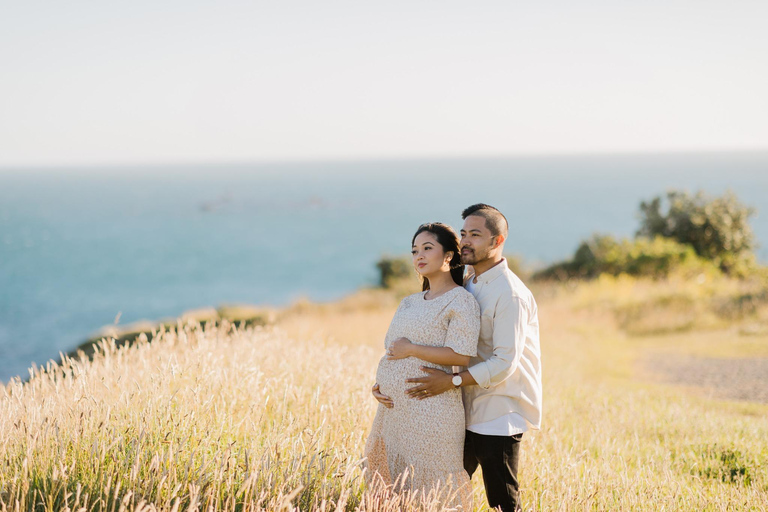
top-left (1, 0), bottom-right (767, 166)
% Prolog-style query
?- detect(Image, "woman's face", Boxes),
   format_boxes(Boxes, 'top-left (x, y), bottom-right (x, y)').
top-left (412, 231), bottom-right (452, 277)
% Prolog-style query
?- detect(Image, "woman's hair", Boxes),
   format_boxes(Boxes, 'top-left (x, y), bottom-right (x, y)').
top-left (411, 222), bottom-right (465, 291)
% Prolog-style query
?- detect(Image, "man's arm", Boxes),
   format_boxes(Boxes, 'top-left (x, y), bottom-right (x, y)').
top-left (467, 296), bottom-right (526, 389)
top-left (405, 366), bottom-right (477, 399)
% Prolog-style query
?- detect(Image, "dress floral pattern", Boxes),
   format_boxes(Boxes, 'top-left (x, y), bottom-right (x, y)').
top-left (365, 287), bottom-right (480, 510)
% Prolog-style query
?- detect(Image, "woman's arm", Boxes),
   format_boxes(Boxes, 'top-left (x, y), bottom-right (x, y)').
top-left (387, 337), bottom-right (470, 366)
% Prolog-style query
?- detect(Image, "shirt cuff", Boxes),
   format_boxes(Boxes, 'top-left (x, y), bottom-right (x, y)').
top-left (468, 362), bottom-right (491, 389)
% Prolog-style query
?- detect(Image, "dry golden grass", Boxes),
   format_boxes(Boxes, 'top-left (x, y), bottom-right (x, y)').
top-left (2, 279), bottom-right (767, 511)
top-left (1, 322), bottom-right (384, 511)
top-left (277, 289), bottom-right (402, 349)
top-left (529, 298), bottom-right (768, 510)
top-left (568, 273), bottom-right (768, 337)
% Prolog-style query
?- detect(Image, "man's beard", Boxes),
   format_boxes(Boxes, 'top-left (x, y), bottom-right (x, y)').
top-left (461, 247), bottom-right (485, 265)
top-left (460, 252), bottom-right (476, 265)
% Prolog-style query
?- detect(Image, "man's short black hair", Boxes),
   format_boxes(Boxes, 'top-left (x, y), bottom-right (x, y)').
top-left (461, 203), bottom-right (508, 238)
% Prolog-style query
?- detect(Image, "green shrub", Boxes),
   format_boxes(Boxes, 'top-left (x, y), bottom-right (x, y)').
top-left (376, 255), bottom-right (414, 288)
top-left (690, 445), bottom-right (754, 486)
top-left (533, 235), bottom-right (718, 281)
top-left (638, 190), bottom-right (756, 273)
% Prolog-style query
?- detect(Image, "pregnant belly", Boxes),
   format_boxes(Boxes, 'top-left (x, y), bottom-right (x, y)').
top-left (376, 357), bottom-right (441, 405)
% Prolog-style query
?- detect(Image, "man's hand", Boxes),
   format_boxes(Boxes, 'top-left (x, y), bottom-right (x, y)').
top-left (372, 383), bottom-right (394, 408)
top-left (405, 367), bottom-right (454, 400)
top-left (386, 337), bottom-right (413, 360)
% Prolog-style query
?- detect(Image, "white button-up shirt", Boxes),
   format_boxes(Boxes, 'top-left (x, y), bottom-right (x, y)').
top-left (463, 259), bottom-right (543, 430)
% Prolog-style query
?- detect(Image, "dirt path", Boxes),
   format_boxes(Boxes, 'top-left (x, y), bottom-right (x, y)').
top-left (645, 355), bottom-right (768, 404)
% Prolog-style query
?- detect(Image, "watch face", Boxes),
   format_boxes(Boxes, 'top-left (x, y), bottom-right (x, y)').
top-left (452, 375), bottom-right (462, 387)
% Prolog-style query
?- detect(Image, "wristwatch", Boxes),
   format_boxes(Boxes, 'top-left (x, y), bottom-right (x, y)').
top-left (452, 372), bottom-right (463, 387)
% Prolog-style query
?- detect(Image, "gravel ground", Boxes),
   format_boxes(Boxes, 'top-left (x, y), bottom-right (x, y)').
top-left (645, 355), bottom-right (768, 404)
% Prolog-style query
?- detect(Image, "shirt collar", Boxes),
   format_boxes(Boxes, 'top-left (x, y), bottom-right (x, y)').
top-left (469, 258), bottom-right (508, 285)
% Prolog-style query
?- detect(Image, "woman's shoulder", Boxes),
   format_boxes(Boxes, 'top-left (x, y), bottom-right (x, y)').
top-left (447, 287), bottom-right (480, 313)
top-left (404, 290), bottom-right (427, 301)
top-left (397, 291), bottom-right (426, 308)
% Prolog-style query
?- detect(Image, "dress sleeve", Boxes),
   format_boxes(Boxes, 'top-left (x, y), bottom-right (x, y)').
top-left (383, 297), bottom-right (407, 349)
top-left (444, 292), bottom-right (480, 357)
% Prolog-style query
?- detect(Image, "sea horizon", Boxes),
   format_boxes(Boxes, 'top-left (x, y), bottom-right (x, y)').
top-left (2, 150), bottom-right (767, 382)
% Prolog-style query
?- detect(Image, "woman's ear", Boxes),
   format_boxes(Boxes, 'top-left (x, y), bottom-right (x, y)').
top-left (444, 251), bottom-right (454, 263)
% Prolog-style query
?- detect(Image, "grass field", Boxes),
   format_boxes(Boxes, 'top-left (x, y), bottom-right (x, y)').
top-left (2, 277), bottom-right (767, 511)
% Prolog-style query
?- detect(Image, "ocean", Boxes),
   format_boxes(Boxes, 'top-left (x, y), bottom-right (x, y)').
top-left (1, 152), bottom-right (767, 382)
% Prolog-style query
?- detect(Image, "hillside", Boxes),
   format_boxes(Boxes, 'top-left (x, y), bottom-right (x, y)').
top-left (2, 278), bottom-right (767, 511)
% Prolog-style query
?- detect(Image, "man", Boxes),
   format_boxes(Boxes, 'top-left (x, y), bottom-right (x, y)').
top-left (373, 203), bottom-right (543, 512)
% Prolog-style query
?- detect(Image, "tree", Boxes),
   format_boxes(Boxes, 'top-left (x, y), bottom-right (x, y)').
top-left (376, 256), bottom-right (413, 288)
top-left (637, 190), bottom-right (756, 271)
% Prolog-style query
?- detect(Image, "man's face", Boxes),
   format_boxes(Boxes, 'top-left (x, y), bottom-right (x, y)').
top-left (460, 215), bottom-right (496, 265)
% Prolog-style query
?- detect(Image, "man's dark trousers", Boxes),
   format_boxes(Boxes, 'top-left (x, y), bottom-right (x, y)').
top-left (463, 430), bottom-right (523, 512)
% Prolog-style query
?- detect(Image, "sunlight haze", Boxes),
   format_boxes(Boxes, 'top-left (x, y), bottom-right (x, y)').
top-left (1, 0), bottom-right (766, 167)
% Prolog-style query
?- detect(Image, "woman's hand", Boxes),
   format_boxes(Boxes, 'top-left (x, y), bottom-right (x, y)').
top-left (372, 383), bottom-right (393, 409)
top-left (386, 337), bottom-right (414, 360)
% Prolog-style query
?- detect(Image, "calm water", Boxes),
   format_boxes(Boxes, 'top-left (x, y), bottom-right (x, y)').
top-left (1, 152), bottom-right (767, 381)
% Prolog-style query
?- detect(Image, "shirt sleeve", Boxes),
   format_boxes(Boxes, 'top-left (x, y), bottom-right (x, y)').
top-left (467, 295), bottom-right (527, 389)
top-left (444, 293), bottom-right (480, 357)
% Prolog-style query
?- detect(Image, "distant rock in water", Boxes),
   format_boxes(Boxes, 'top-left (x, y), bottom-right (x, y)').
top-left (199, 192), bottom-right (233, 212)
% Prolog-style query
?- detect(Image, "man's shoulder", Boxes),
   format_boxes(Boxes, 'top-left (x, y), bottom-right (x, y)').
top-left (495, 269), bottom-right (534, 308)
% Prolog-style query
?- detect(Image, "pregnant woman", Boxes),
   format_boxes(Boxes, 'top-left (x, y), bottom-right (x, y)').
top-left (364, 222), bottom-right (480, 510)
